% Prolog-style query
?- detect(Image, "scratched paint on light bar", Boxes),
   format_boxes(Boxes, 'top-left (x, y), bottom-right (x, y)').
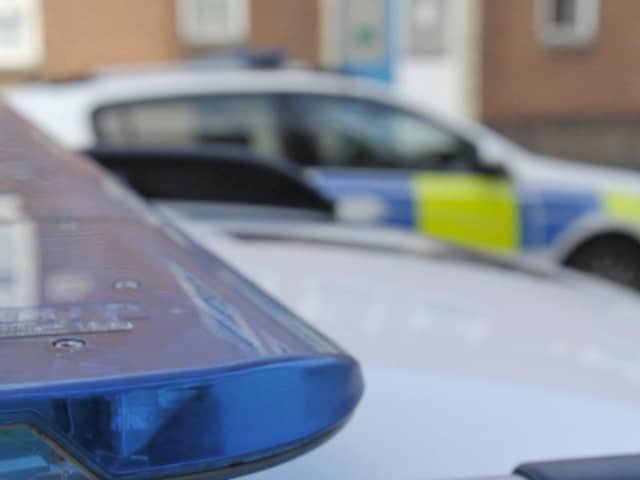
top-left (0, 302), bottom-right (143, 339)
top-left (168, 262), bottom-right (269, 354)
top-left (219, 266), bottom-right (339, 355)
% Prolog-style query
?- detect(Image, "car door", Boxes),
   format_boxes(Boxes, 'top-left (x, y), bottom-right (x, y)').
top-left (282, 94), bottom-right (519, 253)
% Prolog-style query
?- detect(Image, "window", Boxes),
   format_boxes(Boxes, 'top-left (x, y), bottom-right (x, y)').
top-left (94, 95), bottom-right (284, 159)
top-left (176, 0), bottom-right (249, 46)
top-left (285, 95), bottom-right (476, 171)
top-left (536, 0), bottom-right (600, 48)
top-left (0, 0), bottom-right (42, 70)
top-left (408, 0), bottom-right (447, 55)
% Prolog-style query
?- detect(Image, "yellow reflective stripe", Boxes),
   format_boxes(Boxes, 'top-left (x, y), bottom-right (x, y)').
top-left (602, 191), bottom-right (640, 224)
top-left (413, 173), bottom-right (519, 253)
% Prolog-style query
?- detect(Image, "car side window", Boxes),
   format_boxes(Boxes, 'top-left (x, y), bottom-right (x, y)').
top-left (93, 95), bottom-right (284, 159)
top-left (285, 95), bottom-right (478, 171)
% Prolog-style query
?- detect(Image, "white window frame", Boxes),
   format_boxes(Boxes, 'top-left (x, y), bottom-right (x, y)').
top-left (176, 0), bottom-right (249, 47)
top-left (0, 0), bottom-right (43, 70)
top-left (536, 0), bottom-right (600, 48)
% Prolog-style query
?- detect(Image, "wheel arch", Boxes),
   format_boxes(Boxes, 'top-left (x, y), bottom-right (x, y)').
top-left (562, 231), bottom-right (640, 266)
top-left (555, 219), bottom-right (640, 265)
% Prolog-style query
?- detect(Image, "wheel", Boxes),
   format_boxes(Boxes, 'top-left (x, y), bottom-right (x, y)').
top-left (565, 235), bottom-right (640, 290)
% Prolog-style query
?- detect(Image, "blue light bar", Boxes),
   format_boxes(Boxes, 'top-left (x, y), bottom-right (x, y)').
top-left (0, 355), bottom-right (361, 479)
top-left (0, 107), bottom-right (364, 479)
top-left (0, 245), bottom-right (364, 479)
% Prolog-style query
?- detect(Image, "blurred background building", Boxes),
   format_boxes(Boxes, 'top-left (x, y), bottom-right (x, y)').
top-left (481, 0), bottom-right (640, 168)
top-left (1, 0), bottom-right (638, 167)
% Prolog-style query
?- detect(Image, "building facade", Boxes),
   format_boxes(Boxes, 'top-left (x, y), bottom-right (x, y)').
top-left (318, 0), bottom-right (479, 118)
top-left (481, 0), bottom-right (640, 167)
top-left (393, 0), bottom-right (480, 118)
top-left (0, 0), bottom-right (323, 82)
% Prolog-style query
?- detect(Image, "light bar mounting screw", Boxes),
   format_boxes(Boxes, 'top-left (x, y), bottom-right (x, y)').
top-left (52, 338), bottom-right (87, 351)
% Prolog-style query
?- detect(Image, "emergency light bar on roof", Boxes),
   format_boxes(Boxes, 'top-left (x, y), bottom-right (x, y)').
top-left (0, 107), bottom-right (364, 479)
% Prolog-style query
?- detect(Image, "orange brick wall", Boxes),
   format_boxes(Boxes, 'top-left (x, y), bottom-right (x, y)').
top-left (481, 0), bottom-right (640, 121)
top-left (40, 0), bottom-right (184, 80)
top-left (36, 0), bottom-right (323, 80)
top-left (250, 0), bottom-right (322, 65)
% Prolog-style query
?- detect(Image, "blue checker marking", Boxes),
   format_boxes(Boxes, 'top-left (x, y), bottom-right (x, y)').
top-left (310, 171), bottom-right (416, 228)
top-left (520, 189), bottom-right (600, 248)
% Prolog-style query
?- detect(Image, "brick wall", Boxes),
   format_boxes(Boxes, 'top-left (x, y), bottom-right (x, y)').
top-left (33, 0), bottom-right (322, 80)
top-left (481, 0), bottom-right (640, 167)
top-left (250, 0), bottom-right (322, 65)
top-left (482, 0), bottom-right (640, 120)
top-left (40, 0), bottom-right (184, 80)
top-left (489, 117), bottom-right (640, 167)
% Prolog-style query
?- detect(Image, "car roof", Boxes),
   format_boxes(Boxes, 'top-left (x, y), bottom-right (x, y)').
top-left (165, 206), bottom-right (640, 399)
top-left (9, 66), bottom-right (395, 102)
top-left (174, 216), bottom-right (640, 480)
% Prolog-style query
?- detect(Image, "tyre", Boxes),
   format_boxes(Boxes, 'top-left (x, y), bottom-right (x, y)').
top-left (565, 235), bottom-right (640, 290)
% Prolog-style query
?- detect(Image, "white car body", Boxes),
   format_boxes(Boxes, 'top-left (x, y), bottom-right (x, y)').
top-left (6, 66), bottom-right (640, 278)
top-left (160, 206), bottom-right (640, 480)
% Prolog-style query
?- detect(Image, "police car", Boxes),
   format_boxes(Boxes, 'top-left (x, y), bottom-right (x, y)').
top-left (6, 62), bottom-right (640, 290)
top-left (4, 104), bottom-right (640, 480)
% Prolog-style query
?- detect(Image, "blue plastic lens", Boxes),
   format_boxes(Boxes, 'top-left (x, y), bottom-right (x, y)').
top-left (0, 426), bottom-right (88, 479)
top-left (1, 356), bottom-right (362, 479)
